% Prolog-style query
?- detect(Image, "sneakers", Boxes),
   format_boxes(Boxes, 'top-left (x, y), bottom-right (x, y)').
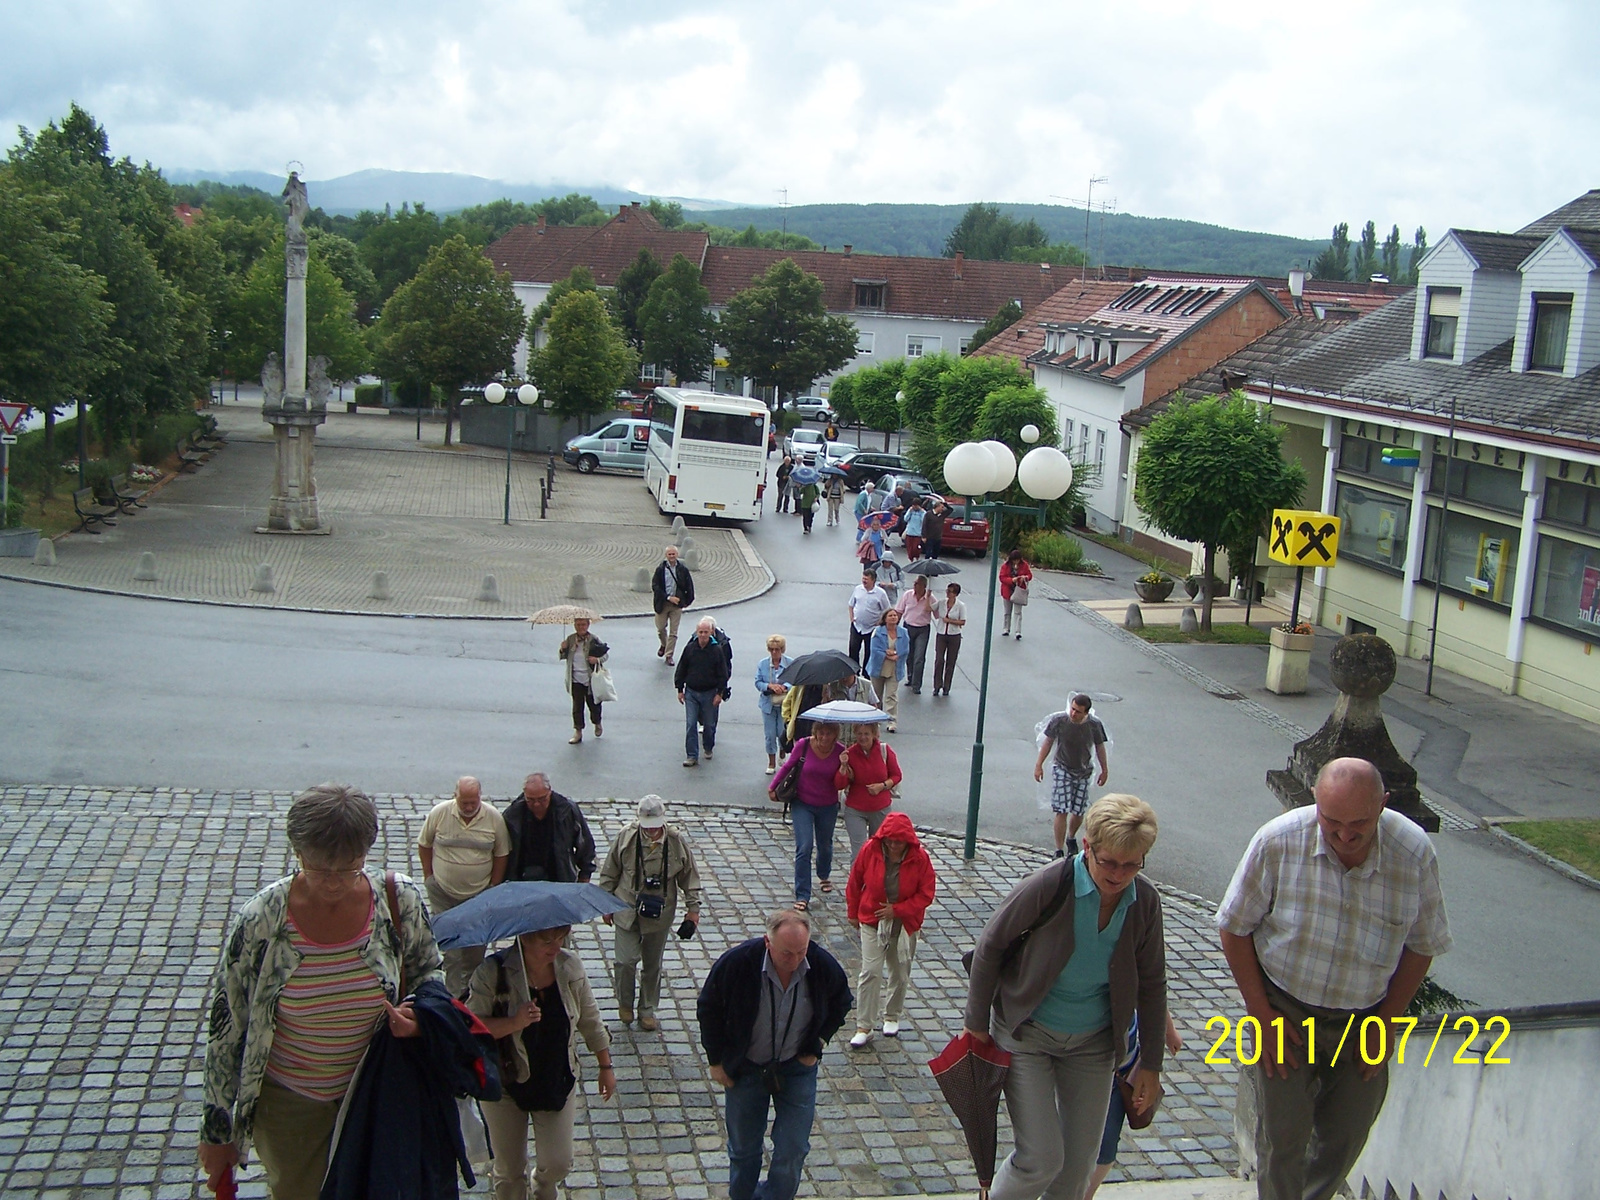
top-left (683, 758), bottom-right (698, 768)
top-left (882, 1020), bottom-right (901, 1038)
top-left (766, 765), bottom-right (777, 775)
top-left (638, 1015), bottom-right (660, 1032)
top-left (1015, 633), bottom-right (1022, 641)
top-left (886, 722), bottom-right (897, 733)
top-left (1052, 848), bottom-right (1064, 859)
top-left (849, 1030), bottom-right (874, 1048)
top-left (704, 749), bottom-right (714, 761)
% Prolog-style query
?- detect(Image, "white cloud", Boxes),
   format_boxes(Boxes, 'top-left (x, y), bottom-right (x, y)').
top-left (1, 0), bottom-right (1595, 237)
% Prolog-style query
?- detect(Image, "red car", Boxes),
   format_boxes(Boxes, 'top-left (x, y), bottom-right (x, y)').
top-left (938, 498), bottom-right (990, 557)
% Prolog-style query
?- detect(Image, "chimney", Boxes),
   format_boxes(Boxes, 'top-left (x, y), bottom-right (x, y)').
top-left (632, 200), bottom-right (641, 208)
top-left (843, 244), bottom-right (853, 256)
top-left (954, 251), bottom-right (964, 278)
top-left (536, 214), bottom-right (546, 234)
top-left (1369, 273), bottom-right (1389, 294)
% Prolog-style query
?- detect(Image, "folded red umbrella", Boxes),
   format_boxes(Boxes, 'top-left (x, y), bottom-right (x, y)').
top-left (929, 1031), bottom-right (1012, 1197)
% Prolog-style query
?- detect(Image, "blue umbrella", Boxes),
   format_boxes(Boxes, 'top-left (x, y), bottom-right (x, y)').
top-left (818, 463), bottom-right (848, 478)
top-left (432, 882), bottom-right (627, 950)
top-left (790, 465), bottom-right (820, 486)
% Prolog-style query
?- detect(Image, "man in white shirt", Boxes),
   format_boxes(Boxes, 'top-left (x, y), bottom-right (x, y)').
top-left (418, 776), bottom-right (511, 995)
top-left (1216, 757), bottom-right (1452, 1200)
top-left (930, 582), bottom-right (967, 697)
top-left (847, 569), bottom-right (891, 672)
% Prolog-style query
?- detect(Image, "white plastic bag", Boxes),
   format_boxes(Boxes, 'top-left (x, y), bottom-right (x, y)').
top-left (588, 664), bottom-right (618, 704)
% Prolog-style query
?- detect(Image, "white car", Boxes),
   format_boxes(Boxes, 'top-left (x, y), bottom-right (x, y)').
top-left (823, 442), bottom-right (858, 467)
top-left (792, 397), bottom-right (836, 422)
top-left (784, 428), bottom-right (827, 463)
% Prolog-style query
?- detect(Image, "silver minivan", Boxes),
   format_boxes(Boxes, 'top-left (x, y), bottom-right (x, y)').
top-left (564, 419), bottom-right (659, 474)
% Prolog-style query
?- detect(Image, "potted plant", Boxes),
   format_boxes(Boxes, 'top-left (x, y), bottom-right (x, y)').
top-left (1184, 573), bottom-right (1225, 600)
top-left (1266, 621), bottom-right (1317, 694)
top-left (1134, 571), bottom-right (1174, 603)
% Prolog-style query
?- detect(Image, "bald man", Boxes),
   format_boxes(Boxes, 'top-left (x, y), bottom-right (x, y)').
top-left (418, 776), bottom-right (510, 995)
top-left (1216, 758), bottom-right (1452, 1200)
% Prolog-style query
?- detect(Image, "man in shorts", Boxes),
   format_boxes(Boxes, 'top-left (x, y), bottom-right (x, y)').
top-left (1032, 693), bottom-right (1109, 857)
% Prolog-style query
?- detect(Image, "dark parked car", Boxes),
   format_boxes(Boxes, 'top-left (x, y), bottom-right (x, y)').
top-left (838, 451), bottom-right (915, 491)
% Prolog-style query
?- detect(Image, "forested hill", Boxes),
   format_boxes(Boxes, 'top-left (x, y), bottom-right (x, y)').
top-left (700, 202), bottom-right (1327, 275)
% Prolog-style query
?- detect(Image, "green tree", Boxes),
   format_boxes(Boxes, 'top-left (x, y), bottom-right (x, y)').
top-left (1352, 220), bottom-right (1380, 283)
top-left (224, 234), bottom-right (370, 384)
top-left (359, 203), bottom-right (446, 303)
top-left (370, 235), bottom-right (526, 445)
top-left (538, 193), bottom-right (607, 226)
top-left (934, 355), bottom-right (1033, 447)
top-left (691, 223), bottom-right (821, 250)
top-left (968, 300), bottom-right (1022, 353)
top-left (531, 290), bottom-right (639, 420)
top-left (1381, 224), bottom-right (1403, 283)
top-left (1406, 227), bottom-right (1428, 285)
top-left (898, 352), bottom-right (957, 429)
top-left (944, 202), bottom-right (1052, 261)
top-left (614, 249), bottom-right (663, 352)
top-left (646, 198), bottom-right (685, 228)
top-left (454, 199), bottom-right (543, 243)
top-left (1133, 393), bottom-right (1306, 629)
top-left (832, 360), bottom-right (906, 450)
top-left (972, 384), bottom-right (1097, 546)
top-left (719, 258), bottom-right (859, 404)
top-left (529, 265), bottom-right (601, 335)
top-left (639, 254), bottom-right (716, 386)
top-left (308, 229), bottom-right (380, 320)
top-left (1312, 222), bottom-right (1352, 281)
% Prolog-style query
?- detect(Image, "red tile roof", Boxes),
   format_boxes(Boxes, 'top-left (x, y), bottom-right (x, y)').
top-left (969, 280), bottom-right (1130, 362)
top-left (486, 205), bottom-right (710, 287)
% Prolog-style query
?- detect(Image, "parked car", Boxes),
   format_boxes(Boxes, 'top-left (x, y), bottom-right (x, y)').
top-left (823, 442), bottom-right (858, 468)
top-left (791, 396), bottom-right (836, 423)
top-left (837, 450), bottom-right (915, 491)
top-left (564, 418), bottom-right (661, 474)
top-left (873, 472), bottom-right (936, 507)
top-left (785, 427), bottom-right (827, 464)
top-left (937, 498), bottom-right (990, 556)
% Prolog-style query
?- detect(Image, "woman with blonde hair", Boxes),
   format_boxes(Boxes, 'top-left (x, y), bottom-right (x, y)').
top-left (964, 794), bottom-right (1166, 1200)
top-left (754, 634), bottom-right (792, 774)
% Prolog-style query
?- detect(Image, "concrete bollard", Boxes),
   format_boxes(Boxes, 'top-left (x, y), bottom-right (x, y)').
top-left (671, 516), bottom-right (687, 538)
top-left (251, 564), bottom-right (275, 594)
top-left (369, 571), bottom-right (391, 601)
top-left (134, 552), bottom-right (157, 582)
top-left (1124, 603), bottom-right (1144, 631)
top-left (33, 539), bottom-right (57, 567)
top-left (682, 547), bottom-right (701, 571)
top-left (1180, 606), bottom-right (1199, 633)
top-left (679, 534), bottom-right (697, 553)
top-left (568, 573), bottom-right (589, 599)
top-left (631, 566), bottom-right (652, 592)
top-left (478, 574), bottom-right (501, 603)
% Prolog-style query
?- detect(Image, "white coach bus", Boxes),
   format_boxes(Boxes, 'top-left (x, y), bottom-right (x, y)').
top-left (644, 388), bottom-right (770, 521)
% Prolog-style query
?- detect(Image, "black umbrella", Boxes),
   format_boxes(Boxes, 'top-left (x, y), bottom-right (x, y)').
top-left (929, 1031), bottom-right (1012, 1198)
top-left (778, 649), bottom-right (859, 687)
top-left (903, 559), bottom-right (961, 577)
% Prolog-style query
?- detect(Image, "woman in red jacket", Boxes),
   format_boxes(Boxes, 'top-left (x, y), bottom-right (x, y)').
top-left (835, 722), bottom-right (903, 865)
top-left (844, 812), bottom-right (935, 1047)
top-left (999, 548), bottom-right (1034, 640)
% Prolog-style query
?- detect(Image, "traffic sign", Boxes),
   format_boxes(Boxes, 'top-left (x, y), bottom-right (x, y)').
top-left (1269, 509), bottom-right (1341, 567)
top-left (0, 402), bottom-right (28, 435)
top-left (0, 434), bottom-right (17, 445)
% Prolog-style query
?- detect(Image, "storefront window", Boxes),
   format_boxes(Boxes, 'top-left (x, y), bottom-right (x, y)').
top-left (1335, 482), bottom-right (1410, 571)
top-left (1421, 508), bottom-right (1520, 606)
top-left (1543, 478), bottom-right (1600, 534)
top-left (1428, 455), bottom-right (1524, 512)
top-left (1339, 435), bottom-right (1417, 488)
top-left (1531, 535), bottom-right (1600, 635)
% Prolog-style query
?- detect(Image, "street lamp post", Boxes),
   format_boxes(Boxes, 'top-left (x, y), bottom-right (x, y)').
top-left (944, 429), bottom-right (1074, 860)
top-left (484, 382), bottom-right (539, 525)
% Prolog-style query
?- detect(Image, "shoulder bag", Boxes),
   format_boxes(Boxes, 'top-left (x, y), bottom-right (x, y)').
top-left (960, 855), bottom-right (1072, 975)
top-left (384, 870), bottom-right (407, 1001)
top-left (773, 738), bottom-right (809, 806)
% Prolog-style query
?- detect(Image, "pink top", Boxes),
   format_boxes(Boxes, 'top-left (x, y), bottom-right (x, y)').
top-left (896, 587), bottom-right (934, 627)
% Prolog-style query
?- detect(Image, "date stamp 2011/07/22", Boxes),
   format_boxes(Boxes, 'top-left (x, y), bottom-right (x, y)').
top-left (1201, 1013), bottom-right (1511, 1068)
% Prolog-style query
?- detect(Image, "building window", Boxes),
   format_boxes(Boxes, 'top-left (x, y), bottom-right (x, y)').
top-left (1062, 418), bottom-right (1075, 449)
top-left (1079, 424), bottom-right (1091, 460)
top-left (1108, 342), bottom-right (1119, 367)
top-left (1095, 429), bottom-right (1107, 471)
top-left (1335, 482), bottom-right (1411, 571)
top-left (1531, 534), bottom-right (1600, 636)
top-left (906, 335), bottom-right (940, 358)
top-left (855, 282), bottom-right (885, 309)
top-left (959, 336), bottom-right (973, 355)
top-left (1077, 336), bottom-right (1088, 358)
top-left (1528, 296), bottom-right (1572, 372)
top-left (1339, 435), bottom-right (1418, 488)
top-left (856, 330), bottom-right (875, 355)
top-left (640, 362), bottom-right (666, 383)
top-left (1092, 338), bottom-right (1101, 360)
top-left (1544, 478), bottom-right (1600, 534)
top-left (1428, 454), bottom-right (1524, 513)
top-left (1424, 288), bottom-right (1460, 359)
top-left (1421, 508), bottom-right (1520, 606)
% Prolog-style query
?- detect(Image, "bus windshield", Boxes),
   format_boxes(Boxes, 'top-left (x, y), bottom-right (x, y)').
top-left (681, 408), bottom-right (765, 447)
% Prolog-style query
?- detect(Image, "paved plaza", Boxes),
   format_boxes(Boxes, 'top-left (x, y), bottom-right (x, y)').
top-left (0, 787), bottom-right (1246, 1200)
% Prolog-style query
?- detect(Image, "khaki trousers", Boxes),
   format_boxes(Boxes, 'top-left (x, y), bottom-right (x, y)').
top-left (425, 877), bottom-right (486, 998)
top-left (855, 920), bottom-right (914, 1031)
top-left (873, 671), bottom-right (899, 722)
top-left (253, 1079), bottom-right (340, 1200)
top-left (482, 1094), bottom-right (575, 1200)
top-left (655, 605), bottom-right (683, 657)
top-left (614, 921), bottom-right (671, 1017)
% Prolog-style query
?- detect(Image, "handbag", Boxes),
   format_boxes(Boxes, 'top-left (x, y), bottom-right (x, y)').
top-left (1011, 581), bottom-right (1030, 607)
top-left (773, 738), bottom-right (809, 805)
top-left (384, 870), bottom-right (407, 1000)
top-left (588, 664), bottom-right (618, 704)
top-left (1118, 1072), bottom-right (1163, 1130)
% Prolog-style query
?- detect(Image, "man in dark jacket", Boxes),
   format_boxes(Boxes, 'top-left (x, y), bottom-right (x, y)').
top-left (674, 617), bottom-right (730, 768)
top-left (698, 909), bottom-right (852, 1200)
top-left (502, 773), bottom-right (596, 882)
top-left (651, 545), bottom-right (695, 666)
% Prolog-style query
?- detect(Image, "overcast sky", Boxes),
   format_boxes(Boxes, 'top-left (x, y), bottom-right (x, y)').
top-left (3, 0), bottom-right (1595, 238)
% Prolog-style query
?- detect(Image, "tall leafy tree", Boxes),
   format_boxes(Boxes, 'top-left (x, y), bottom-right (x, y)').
top-left (1133, 393), bottom-right (1306, 630)
top-left (1312, 222), bottom-right (1352, 281)
top-left (308, 229), bottom-right (380, 320)
top-left (1352, 220), bottom-right (1380, 283)
top-left (538, 193), bottom-right (607, 226)
top-left (531, 290), bottom-right (638, 420)
top-left (719, 258), bottom-right (859, 404)
top-left (614, 249), bottom-right (663, 352)
top-left (224, 234), bottom-right (370, 384)
top-left (898, 351), bottom-right (957, 429)
top-left (832, 359), bottom-right (906, 450)
top-left (370, 235), bottom-right (526, 445)
top-left (639, 254), bottom-right (716, 386)
top-left (529, 266), bottom-right (601, 335)
top-left (933, 355), bottom-right (1033, 447)
top-left (645, 198), bottom-right (685, 228)
top-left (968, 300), bottom-right (1023, 353)
top-left (1406, 227), bottom-right (1428, 285)
top-left (359, 203), bottom-right (446, 303)
top-left (1381, 224), bottom-right (1403, 283)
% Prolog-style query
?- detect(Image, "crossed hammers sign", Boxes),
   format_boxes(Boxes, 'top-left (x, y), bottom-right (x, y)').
top-left (1295, 519), bottom-right (1338, 562)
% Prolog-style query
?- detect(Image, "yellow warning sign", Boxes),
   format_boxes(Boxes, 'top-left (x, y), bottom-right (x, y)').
top-left (1269, 509), bottom-right (1341, 567)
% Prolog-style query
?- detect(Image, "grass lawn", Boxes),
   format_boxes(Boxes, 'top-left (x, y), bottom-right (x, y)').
top-left (1499, 819), bottom-right (1600, 879)
top-left (11, 491), bottom-right (81, 539)
top-left (1135, 624), bottom-right (1271, 645)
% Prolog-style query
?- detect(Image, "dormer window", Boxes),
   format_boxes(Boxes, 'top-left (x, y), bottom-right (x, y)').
top-left (854, 282), bottom-right (886, 310)
top-left (1424, 288), bottom-right (1460, 359)
top-left (1108, 341), bottom-right (1119, 367)
top-left (1528, 295), bottom-right (1572, 372)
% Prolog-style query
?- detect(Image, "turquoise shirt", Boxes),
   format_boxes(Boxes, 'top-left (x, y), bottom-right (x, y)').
top-left (1030, 855), bottom-right (1136, 1034)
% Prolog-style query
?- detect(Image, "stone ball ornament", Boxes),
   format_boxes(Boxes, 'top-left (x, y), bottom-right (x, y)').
top-left (1327, 633), bottom-right (1397, 699)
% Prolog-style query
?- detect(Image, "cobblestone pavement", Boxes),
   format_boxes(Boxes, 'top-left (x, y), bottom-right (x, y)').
top-left (1, 437), bottom-right (772, 618)
top-left (0, 786), bottom-right (1244, 1200)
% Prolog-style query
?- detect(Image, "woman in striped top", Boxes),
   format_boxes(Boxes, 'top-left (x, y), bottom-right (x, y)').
top-left (200, 785), bottom-right (445, 1200)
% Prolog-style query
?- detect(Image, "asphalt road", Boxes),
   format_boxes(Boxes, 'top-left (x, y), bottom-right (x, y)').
top-left (3, 473), bottom-right (1599, 1007)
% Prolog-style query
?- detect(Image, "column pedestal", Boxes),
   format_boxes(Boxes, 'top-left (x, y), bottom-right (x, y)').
top-left (258, 405), bottom-right (329, 534)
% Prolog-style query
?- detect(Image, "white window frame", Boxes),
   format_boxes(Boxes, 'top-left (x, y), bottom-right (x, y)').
top-left (856, 330), bottom-right (875, 355)
top-left (906, 334), bottom-right (941, 358)
top-left (1079, 424), bottom-right (1091, 459)
top-left (1062, 418), bottom-right (1075, 449)
top-left (1095, 428), bottom-right (1107, 471)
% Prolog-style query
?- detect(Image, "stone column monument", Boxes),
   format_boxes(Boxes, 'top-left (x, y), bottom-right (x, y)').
top-left (258, 171), bottom-right (330, 533)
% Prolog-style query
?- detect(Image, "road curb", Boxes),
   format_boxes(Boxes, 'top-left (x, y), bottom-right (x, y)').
top-left (1482, 821), bottom-right (1600, 893)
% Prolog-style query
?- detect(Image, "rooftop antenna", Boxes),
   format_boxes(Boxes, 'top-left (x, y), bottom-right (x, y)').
top-left (778, 188), bottom-right (789, 236)
top-left (1052, 180), bottom-right (1111, 281)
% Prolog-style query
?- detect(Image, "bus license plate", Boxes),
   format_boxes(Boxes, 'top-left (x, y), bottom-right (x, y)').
top-left (704, 502), bottom-right (726, 510)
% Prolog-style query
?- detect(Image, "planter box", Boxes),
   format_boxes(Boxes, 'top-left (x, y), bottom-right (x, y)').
top-left (1134, 580), bottom-right (1174, 603)
top-left (0, 528), bottom-right (41, 558)
top-left (1266, 627), bottom-right (1316, 694)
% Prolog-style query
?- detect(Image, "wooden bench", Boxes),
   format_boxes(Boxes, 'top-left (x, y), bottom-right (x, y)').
top-left (72, 488), bottom-right (118, 533)
top-left (109, 472), bottom-right (149, 513)
top-left (177, 431), bottom-right (208, 472)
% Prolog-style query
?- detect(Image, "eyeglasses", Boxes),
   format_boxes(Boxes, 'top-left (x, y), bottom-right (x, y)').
top-left (1086, 848), bottom-right (1144, 876)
